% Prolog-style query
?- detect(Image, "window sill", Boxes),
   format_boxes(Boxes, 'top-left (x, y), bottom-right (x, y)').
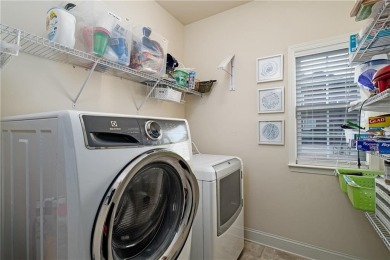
top-left (288, 163), bottom-right (336, 175)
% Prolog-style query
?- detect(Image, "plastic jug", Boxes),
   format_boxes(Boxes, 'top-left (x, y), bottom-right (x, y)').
top-left (46, 3), bottom-right (76, 48)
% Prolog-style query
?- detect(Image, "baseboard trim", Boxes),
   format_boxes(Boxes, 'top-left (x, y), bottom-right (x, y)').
top-left (244, 227), bottom-right (365, 260)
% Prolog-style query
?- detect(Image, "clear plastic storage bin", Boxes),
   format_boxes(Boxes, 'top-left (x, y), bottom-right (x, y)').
top-left (130, 26), bottom-right (168, 76)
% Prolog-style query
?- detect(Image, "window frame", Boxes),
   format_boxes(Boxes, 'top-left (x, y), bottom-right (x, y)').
top-left (288, 34), bottom-right (358, 175)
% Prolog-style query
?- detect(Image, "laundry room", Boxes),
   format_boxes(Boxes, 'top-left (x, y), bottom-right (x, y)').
top-left (1, 0), bottom-right (390, 259)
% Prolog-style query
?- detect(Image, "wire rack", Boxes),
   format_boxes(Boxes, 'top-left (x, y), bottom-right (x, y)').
top-left (348, 88), bottom-right (390, 112)
top-left (0, 24), bottom-right (202, 98)
top-left (350, 0), bottom-right (390, 64)
top-left (366, 211), bottom-right (390, 250)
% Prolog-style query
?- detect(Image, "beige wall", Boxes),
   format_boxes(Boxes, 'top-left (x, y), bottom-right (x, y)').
top-left (1, 1), bottom-right (186, 117)
top-left (2, 0), bottom-right (390, 259)
top-left (184, 1), bottom-right (390, 259)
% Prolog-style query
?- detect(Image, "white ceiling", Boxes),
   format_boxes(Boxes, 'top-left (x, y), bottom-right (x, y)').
top-left (156, 0), bottom-right (252, 25)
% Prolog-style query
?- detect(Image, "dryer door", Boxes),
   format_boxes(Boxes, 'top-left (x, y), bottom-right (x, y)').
top-left (92, 150), bottom-right (198, 260)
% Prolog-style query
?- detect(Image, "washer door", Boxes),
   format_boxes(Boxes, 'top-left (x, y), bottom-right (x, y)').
top-left (92, 150), bottom-right (198, 260)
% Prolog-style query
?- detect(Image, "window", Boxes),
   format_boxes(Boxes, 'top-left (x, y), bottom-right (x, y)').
top-left (289, 37), bottom-right (365, 169)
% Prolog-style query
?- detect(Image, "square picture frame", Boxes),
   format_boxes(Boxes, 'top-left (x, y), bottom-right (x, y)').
top-left (258, 120), bottom-right (284, 145)
top-left (256, 54), bottom-right (283, 83)
top-left (258, 87), bottom-right (284, 113)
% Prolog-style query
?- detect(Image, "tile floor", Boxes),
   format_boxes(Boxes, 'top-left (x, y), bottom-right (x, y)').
top-left (238, 240), bottom-right (309, 260)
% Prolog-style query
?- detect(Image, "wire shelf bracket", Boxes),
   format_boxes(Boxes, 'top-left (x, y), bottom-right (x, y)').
top-left (0, 27), bottom-right (21, 68)
top-left (217, 54), bottom-right (235, 91)
top-left (135, 79), bottom-right (161, 111)
top-left (72, 60), bottom-right (99, 108)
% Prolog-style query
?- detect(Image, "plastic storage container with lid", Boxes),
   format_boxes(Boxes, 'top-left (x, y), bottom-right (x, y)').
top-left (70, 2), bottom-right (132, 64)
top-left (130, 26), bottom-right (168, 76)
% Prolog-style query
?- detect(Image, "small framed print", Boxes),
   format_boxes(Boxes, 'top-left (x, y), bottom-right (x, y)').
top-left (256, 54), bottom-right (283, 83)
top-left (258, 120), bottom-right (284, 145)
top-left (258, 87), bottom-right (284, 113)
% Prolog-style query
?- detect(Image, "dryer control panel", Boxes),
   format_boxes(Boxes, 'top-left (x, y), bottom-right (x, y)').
top-left (81, 115), bottom-right (188, 149)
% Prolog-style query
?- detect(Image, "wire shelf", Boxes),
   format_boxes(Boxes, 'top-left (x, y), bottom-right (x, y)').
top-left (365, 212), bottom-right (390, 251)
top-left (350, 0), bottom-right (390, 64)
top-left (0, 23), bottom-right (202, 97)
top-left (0, 52), bottom-right (12, 68)
top-left (348, 88), bottom-right (390, 112)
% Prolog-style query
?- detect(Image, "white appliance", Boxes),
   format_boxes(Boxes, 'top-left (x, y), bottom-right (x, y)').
top-left (190, 154), bottom-right (244, 260)
top-left (1, 110), bottom-right (198, 260)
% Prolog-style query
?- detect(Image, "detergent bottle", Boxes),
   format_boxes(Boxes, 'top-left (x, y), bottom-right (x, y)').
top-left (46, 3), bottom-right (76, 48)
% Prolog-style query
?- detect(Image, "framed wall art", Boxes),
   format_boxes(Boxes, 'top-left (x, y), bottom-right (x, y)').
top-left (258, 120), bottom-right (284, 145)
top-left (258, 87), bottom-right (284, 113)
top-left (256, 54), bottom-right (283, 83)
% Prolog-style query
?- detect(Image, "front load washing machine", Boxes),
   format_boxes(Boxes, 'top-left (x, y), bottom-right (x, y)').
top-left (1, 110), bottom-right (198, 260)
top-left (190, 154), bottom-right (244, 260)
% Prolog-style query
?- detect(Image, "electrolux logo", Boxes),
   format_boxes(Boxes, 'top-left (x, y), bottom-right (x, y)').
top-left (110, 120), bottom-right (121, 131)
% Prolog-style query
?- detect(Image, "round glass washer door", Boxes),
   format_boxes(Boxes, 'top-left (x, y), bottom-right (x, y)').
top-left (92, 150), bottom-right (198, 260)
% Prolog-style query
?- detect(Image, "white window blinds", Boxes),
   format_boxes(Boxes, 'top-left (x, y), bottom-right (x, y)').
top-left (295, 48), bottom-right (364, 167)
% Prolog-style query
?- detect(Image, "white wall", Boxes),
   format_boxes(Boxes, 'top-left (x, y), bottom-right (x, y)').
top-left (1, 0), bottom-right (186, 117)
top-left (184, 1), bottom-right (390, 259)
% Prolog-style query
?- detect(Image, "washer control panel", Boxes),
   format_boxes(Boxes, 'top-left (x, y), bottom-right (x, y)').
top-left (137, 118), bottom-right (188, 145)
top-left (81, 115), bottom-right (188, 148)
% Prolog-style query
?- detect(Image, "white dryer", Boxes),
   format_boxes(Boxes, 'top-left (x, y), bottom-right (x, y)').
top-left (1, 110), bottom-right (199, 260)
top-left (190, 154), bottom-right (244, 260)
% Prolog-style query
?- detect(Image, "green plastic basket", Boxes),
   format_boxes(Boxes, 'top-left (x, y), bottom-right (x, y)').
top-left (343, 175), bottom-right (376, 212)
top-left (335, 168), bottom-right (383, 193)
